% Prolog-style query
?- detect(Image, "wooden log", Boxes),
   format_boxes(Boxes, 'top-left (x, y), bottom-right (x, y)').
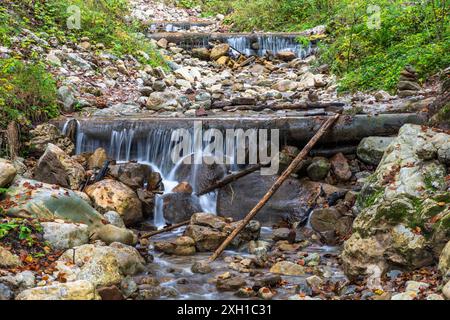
top-left (140, 220), bottom-right (190, 239)
top-left (196, 163), bottom-right (264, 196)
top-left (6, 121), bottom-right (20, 160)
top-left (209, 113), bottom-right (341, 262)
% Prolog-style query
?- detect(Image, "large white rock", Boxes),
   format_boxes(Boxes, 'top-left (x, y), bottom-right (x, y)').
top-left (41, 221), bottom-right (89, 250)
top-left (0, 159), bottom-right (16, 187)
top-left (16, 280), bottom-right (99, 300)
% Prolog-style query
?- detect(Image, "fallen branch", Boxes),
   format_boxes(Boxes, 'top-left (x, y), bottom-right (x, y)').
top-left (209, 113), bottom-right (341, 262)
top-left (140, 220), bottom-right (190, 239)
top-left (196, 163), bottom-right (264, 196)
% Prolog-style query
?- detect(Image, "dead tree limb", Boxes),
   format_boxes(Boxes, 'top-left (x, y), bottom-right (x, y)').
top-left (140, 220), bottom-right (190, 239)
top-left (196, 163), bottom-right (264, 196)
top-left (6, 121), bottom-right (20, 160)
top-left (209, 113), bottom-right (341, 262)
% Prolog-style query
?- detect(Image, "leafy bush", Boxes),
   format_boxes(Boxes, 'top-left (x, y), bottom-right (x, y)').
top-left (199, 0), bottom-right (449, 92)
top-left (0, 58), bottom-right (58, 128)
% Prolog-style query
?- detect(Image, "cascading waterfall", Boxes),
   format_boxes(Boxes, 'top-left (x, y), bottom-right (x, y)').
top-left (68, 120), bottom-right (242, 228)
top-left (227, 35), bottom-right (312, 58)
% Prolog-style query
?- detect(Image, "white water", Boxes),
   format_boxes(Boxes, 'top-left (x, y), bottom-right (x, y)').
top-left (68, 120), bottom-right (231, 228)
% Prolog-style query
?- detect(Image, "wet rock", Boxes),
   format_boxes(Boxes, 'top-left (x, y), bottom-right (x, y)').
top-left (16, 280), bottom-right (99, 300)
top-left (41, 221), bottom-right (89, 250)
top-left (306, 157), bottom-right (331, 181)
top-left (216, 275), bottom-right (246, 291)
top-left (304, 252), bottom-right (321, 266)
top-left (235, 287), bottom-right (257, 298)
top-left (191, 212), bottom-right (227, 230)
top-left (306, 275), bottom-right (323, 290)
top-left (86, 179), bottom-right (143, 226)
top-left (34, 143), bottom-right (85, 190)
top-left (218, 172), bottom-right (313, 224)
top-left (0, 159), bottom-right (17, 188)
top-left (109, 162), bottom-right (153, 190)
top-left (162, 193), bottom-right (202, 224)
top-left (136, 189), bottom-right (155, 219)
top-left (98, 285), bottom-right (124, 300)
top-left (330, 153), bottom-right (352, 181)
top-left (272, 228), bottom-right (292, 241)
top-left (356, 137), bottom-right (394, 165)
top-left (191, 260), bottom-right (212, 274)
top-left (88, 148), bottom-right (108, 169)
top-left (258, 287), bottom-right (274, 300)
top-left (29, 124), bottom-right (74, 156)
top-left (120, 276), bottom-right (138, 298)
top-left (172, 181), bottom-right (193, 194)
top-left (210, 43), bottom-right (230, 60)
top-left (0, 247), bottom-right (22, 268)
top-left (269, 261), bottom-right (305, 276)
top-left (309, 207), bottom-right (341, 237)
top-left (253, 274), bottom-right (281, 289)
top-left (154, 236), bottom-right (196, 256)
top-left (226, 220), bottom-right (261, 247)
top-left (184, 225), bottom-right (227, 252)
top-left (296, 280), bottom-right (313, 296)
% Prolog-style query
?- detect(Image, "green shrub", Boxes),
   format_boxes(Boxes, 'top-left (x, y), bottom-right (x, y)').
top-left (0, 58), bottom-right (58, 128)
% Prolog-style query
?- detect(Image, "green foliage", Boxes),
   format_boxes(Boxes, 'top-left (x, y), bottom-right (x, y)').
top-left (198, 0), bottom-right (449, 92)
top-left (0, 218), bottom-right (42, 246)
top-left (0, 58), bottom-right (58, 128)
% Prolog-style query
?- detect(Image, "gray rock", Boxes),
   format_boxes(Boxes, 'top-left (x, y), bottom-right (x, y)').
top-left (357, 137), bottom-right (394, 165)
top-left (104, 211), bottom-right (126, 229)
top-left (0, 283), bottom-right (12, 300)
top-left (41, 221), bottom-right (89, 250)
top-left (58, 86), bottom-right (76, 113)
top-left (306, 157), bottom-right (331, 181)
top-left (16, 280), bottom-right (99, 300)
top-left (191, 260), bottom-right (212, 274)
top-left (0, 159), bottom-right (17, 188)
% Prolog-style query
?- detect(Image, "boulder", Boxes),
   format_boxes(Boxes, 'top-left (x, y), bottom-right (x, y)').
top-left (29, 124), bottom-right (74, 155)
top-left (218, 172), bottom-right (318, 224)
top-left (216, 275), bottom-right (246, 291)
top-left (85, 179), bottom-right (143, 226)
top-left (191, 260), bottom-right (212, 274)
top-left (91, 224), bottom-right (137, 246)
top-left (34, 143), bottom-right (85, 190)
top-left (0, 159), bottom-right (17, 188)
top-left (269, 261), bottom-right (306, 276)
top-left (342, 124), bottom-right (450, 278)
top-left (398, 81), bottom-right (421, 91)
top-left (184, 225), bottom-right (227, 252)
top-left (443, 281), bottom-right (450, 300)
top-left (154, 236), bottom-right (196, 256)
top-left (357, 137), bottom-right (395, 165)
top-left (58, 242), bottom-right (145, 287)
top-left (4, 178), bottom-right (133, 245)
top-left (58, 86), bottom-right (76, 113)
top-left (171, 181), bottom-right (193, 194)
top-left (306, 157), bottom-right (331, 181)
top-left (192, 48), bottom-right (210, 60)
top-left (87, 148), bottom-right (108, 169)
top-left (104, 211), bottom-right (126, 229)
top-left (0, 247), bottom-right (22, 268)
top-left (330, 153), bottom-right (352, 181)
top-left (161, 193), bottom-right (202, 224)
top-left (41, 221), bottom-right (89, 250)
top-left (190, 212), bottom-right (227, 230)
top-left (276, 51), bottom-right (296, 61)
top-left (16, 280), bottom-right (99, 300)
top-left (108, 162), bottom-right (152, 190)
top-left (210, 43), bottom-right (230, 60)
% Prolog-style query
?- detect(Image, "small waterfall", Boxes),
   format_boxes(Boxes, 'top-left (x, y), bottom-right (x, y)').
top-left (227, 35), bottom-right (312, 58)
top-left (66, 120), bottom-right (251, 227)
